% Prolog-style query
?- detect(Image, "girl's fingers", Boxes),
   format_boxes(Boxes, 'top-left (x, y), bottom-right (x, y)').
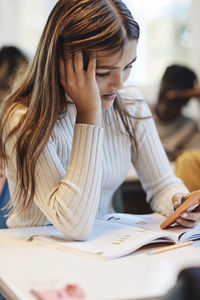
top-left (176, 217), bottom-right (197, 228)
top-left (187, 203), bottom-right (200, 212)
top-left (74, 51), bottom-right (84, 74)
top-left (66, 53), bottom-right (74, 75)
top-left (87, 52), bottom-right (96, 77)
top-left (172, 193), bottom-right (185, 209)
top-left (63, 51), bottom-right (96, 80)
top-left (172, 192), bottom-right (200, 228)
top-left (181, 204), bottom-right (200, 221)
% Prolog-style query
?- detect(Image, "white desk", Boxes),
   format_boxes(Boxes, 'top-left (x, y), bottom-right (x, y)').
top-left (0, 227), bottom-right (200, 300)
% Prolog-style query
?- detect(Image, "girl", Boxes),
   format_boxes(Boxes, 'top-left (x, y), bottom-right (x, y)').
top-left (0, 0), bottom-right (199, 240)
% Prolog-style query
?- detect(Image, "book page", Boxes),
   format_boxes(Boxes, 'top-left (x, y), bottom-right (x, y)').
top-left (102, 212), bottom-right (166, 231)
top-left (102, 213), bottom-right (200, 243)
top-left (29, 220), bottom-right (176, 259)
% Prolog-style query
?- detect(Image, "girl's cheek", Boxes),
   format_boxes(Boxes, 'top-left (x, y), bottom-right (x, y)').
top-left (96, 77), bottom-right (106, 92)
top-left (123, 69), bottom-right (131, 82)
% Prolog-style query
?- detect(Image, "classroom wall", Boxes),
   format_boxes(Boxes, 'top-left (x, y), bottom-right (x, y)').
top-left (189, 0), bottom-right (200, 79)
top-left (0, 0), bottom-right (200, 100)
top-left (0, 0), bottom-right (57, 57)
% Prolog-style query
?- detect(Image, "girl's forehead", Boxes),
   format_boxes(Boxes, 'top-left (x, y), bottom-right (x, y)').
top-left (96, 40), bottom-right (137, 67)
top-left (96, 50), bottom-right (121, 66)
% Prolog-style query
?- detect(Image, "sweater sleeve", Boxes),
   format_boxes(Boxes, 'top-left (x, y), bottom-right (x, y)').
top-left (128, 100), bottom-right (189, 216)
top-left (34, 124), bottom-right (103, 240)
top-left (5, 107), bottom-right (104, 240)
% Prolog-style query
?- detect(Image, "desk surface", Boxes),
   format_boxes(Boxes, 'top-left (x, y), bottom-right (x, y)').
top-left (0, 227), bottom-right (200, 300)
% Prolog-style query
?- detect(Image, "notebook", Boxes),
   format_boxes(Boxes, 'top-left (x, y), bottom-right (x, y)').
top-left (25, 213), bottom-right (200, 259)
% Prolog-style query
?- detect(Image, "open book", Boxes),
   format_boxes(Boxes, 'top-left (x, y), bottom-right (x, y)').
top-left (26, 213), bottom-right (200, 260)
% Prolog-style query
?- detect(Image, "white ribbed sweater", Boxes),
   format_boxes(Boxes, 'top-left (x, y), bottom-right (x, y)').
top-left (5, 86), bottom-right (188, 240)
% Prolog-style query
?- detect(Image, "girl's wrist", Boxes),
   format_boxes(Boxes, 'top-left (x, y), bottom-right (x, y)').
top-left (76, 108), bottom-right (101, 125)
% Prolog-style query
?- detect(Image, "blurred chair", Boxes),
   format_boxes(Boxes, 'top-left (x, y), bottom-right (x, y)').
top-left (0, 177), bottom-right (9, 228)
top-left (164, 267), bottom-right (200, 300)
top-left (175, 149), bottom-right (200, 192)
top-left (112, 187), bottom-right (124, 213)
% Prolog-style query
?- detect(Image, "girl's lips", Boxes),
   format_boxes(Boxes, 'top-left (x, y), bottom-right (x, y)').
top-left (102, 93), bottom-right (116, 101)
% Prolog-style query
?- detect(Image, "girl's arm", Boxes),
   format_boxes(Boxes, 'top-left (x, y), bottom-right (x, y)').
top-left (6, 52), bottom-right (104, 240)
top-left (6, 116), bottom-right (104, 240)
top-left (133, 102), bottom-right (199, 227)
top-left (130, 100), bottom-right (189, 216)
top-left (34, 123), bottom-right (104, 240)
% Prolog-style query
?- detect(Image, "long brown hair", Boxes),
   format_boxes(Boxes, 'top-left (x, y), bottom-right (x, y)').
top-left (0, 0), bottom-right (140, 214)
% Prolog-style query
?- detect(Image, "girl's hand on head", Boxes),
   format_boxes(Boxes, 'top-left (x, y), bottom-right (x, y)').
top-left (172, 192), bottom-right (200, 228)
top-left (59, 51), bottom-right (101, 125)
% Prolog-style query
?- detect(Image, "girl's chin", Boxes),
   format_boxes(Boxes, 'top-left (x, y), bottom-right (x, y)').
top-left (101, 94), bottom-right (116, 109)
top-left (101, 99), bottom-right (115, 110)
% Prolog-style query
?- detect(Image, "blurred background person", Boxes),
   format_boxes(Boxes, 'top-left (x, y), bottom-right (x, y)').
top-left (0, 46), bottom-right (28, 99)
top-left (0, 45), bottom-right (28, 229)
top-left (166, 83), bottom-right (200, 101)
top-left (167, 82), bottom-right (200, 193)
top-left (152, 64), bottom-right (200, 161)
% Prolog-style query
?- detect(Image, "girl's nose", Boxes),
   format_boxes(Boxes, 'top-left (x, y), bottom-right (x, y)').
top-left (111, 73), bottom-right (124, 90)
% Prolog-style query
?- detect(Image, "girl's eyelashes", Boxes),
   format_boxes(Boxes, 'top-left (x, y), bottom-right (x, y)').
top-left (125, 64), bottom-right (133, 70)
top-left (96, 72), bottom-right (110, 78)
top-left (96, 64), bottom-right (133, 77)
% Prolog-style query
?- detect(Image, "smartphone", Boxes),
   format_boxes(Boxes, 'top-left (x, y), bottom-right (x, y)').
top-left (160, 190), bottom-right (200, 229)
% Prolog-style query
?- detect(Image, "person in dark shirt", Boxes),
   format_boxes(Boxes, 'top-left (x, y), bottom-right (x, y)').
top-left (152, 64), bottom-right (200, 161)
top-left (0, 46), bottom-right (28, 228)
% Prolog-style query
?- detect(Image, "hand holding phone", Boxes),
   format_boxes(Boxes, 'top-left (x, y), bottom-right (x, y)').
top-left (160, 190), bottom-right (200, 229)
